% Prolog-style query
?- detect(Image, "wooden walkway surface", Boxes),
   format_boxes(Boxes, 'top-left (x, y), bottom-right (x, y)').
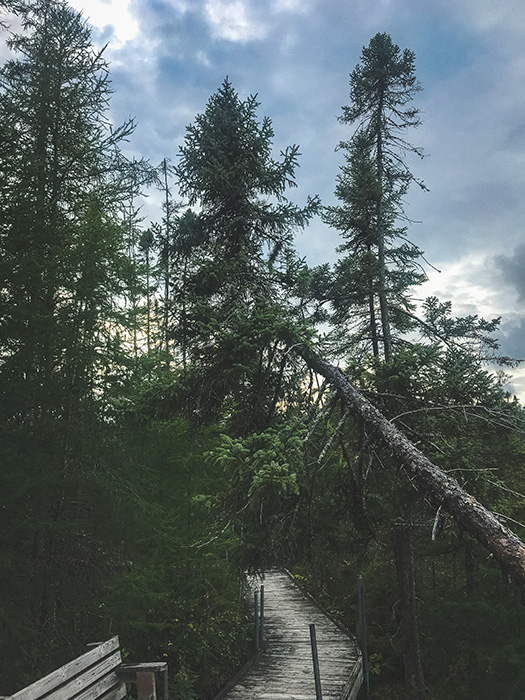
top-left (219, 570), bottom-right (363, 700)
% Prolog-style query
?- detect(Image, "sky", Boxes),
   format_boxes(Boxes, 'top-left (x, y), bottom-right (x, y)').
top-left (5, 0), bottom-right (525, 395)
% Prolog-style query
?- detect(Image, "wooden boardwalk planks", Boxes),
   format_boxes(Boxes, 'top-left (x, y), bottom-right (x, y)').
top-left (220, 570), bottom-right (363, 700)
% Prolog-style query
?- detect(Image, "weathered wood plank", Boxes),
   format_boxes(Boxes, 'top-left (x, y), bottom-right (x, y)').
top-left (45, 652), bottom-right (123, 700)
top-left (117, 663), bottom-right (168, 684)
top-left (9, 639), bottom-right (122, 700)
top-left (92, 686), bottom-right (126, 700)
top-left (48, 670), bottom-right (124, 700)
top-left (217, 570), bottom-right (363, 700)
top-left (135, 673), bottom-right (156, 700)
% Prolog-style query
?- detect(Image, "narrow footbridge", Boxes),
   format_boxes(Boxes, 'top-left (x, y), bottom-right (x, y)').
top-left (217, 569), bottom-right (363, 700)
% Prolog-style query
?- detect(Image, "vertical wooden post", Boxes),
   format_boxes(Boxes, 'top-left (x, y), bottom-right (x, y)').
top-left (259, 585), bottom-right (265, 648)
top-left (309, 623), bottom-right (323, 700)
top-left (358, 574), bottom-right (369, 697)
top-left (136, 672), bottom-right (156, 700)
top-left (161, 667), bottom-right (169, 700)
top-left (254, 590), bottom-right (260, 650)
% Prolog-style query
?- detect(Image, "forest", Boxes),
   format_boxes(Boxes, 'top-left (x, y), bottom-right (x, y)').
top-left (1, 1), bottom-right (525, 699)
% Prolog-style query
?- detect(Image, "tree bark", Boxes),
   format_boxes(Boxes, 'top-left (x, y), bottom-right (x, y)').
top-left (375, 105), bottom-right (393, 363)
top-left (366, 242), bottom-right (380, 357)
top-left (391, 522), bottom-right (427, 700)
top-left (301, 351), bottom-right (525, 590)
top-left (464, 538), bottom-right (475, 598)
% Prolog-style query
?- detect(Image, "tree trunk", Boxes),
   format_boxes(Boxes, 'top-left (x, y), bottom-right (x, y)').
top-left (162, 158), bottom-right (171, 365)
top-left (391, 522), bottom-right (427, 700)
top-left (366, 242), bottom-right (380, 357)
top-left (375, 114), bottom-right (393, 362)
top-left (464, 538), bottom-right (475, 598)
top-left (301, 351), bottom-right (525, 590)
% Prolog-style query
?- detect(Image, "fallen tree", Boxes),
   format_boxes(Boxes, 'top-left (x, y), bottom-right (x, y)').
top-left (302, 351), bottom-right (525, 590)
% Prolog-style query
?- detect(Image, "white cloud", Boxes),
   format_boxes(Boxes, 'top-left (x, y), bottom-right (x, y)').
top-left (204, 0), bottom-right (268, 42)
top-left (415, 254), bottom-right (525, 398)
top-left (67, 0), bottom-right (139, 47)
top-left (0, 9), bottom-right (24, 61)
top-left (195, 49), bottom-right (212, 67)
top-left (419, 253), bottom-right (512, 319)
top-left (407, 17), bottom-right (525, 269)
top-left (271, 0), bottom-right (314, 13)
top-left (164, 0), bottom-right (192, 12)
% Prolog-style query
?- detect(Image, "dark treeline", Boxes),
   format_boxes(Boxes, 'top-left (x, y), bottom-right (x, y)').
top-left (1, 2), bottom-right (525, 699)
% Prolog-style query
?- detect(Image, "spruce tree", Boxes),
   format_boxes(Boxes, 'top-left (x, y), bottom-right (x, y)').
top-left (322, 34), bottom-right (429, 697)
top-left (329, 33), bottom-right (426, 362)
top-left (175, 78), bottom-right (318, 431)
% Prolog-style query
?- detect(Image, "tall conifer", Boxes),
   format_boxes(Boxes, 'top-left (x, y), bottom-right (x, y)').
top-left (0, 0), bottom-right (138, 660)
top-left (175, 79), bottom-right (318, 431)
top-left (329, 33), bottom-right (426, 361)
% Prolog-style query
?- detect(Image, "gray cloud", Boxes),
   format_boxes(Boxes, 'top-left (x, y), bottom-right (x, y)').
top-left (3, 0), bottom-right (525, 394)
top-left (499, 318), bottom-right (525, 361)
top-left (111, 1), bottom-right (525, 367)
top-left (495, 244), bottom-right (525, 302)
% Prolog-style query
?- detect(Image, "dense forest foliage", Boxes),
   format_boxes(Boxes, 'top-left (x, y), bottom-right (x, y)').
top-left (1, 2), bottom-right (524, 699)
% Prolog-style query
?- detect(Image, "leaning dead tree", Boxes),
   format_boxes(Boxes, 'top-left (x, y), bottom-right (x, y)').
top-left (302, 351), bottom-right (525, 590)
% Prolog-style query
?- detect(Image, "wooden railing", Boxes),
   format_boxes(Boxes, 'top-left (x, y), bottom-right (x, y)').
top-left (2, 637), bottom-right (168, 700)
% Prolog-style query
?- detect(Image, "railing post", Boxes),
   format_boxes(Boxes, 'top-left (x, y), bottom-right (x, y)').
top-left (358, 574), bottom-right (369, 697)
top-left (161, 666), bottom-right (169, 700)
top-left (136, 672), bottom-right (156, 700)
top-left (309, 623), bottom-right (323, 700)
top-left (254, 589), bottom-right (260, 650)
top-left (259, 585), bottom-right (265, 648)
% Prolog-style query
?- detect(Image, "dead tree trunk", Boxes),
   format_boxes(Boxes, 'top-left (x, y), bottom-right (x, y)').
top-left (301, 351), bottom-right (525, 590)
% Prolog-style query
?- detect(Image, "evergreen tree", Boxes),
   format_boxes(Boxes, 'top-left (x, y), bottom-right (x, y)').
top-left (174, 78), bottom-right (318, 431)
top-left (324, 131), bottom-right (382, 357)
top-left (329, 33), bottom-right (426, 362)
top-left (139, 227), bottom-right (155, 353)
top-left (157, 158), bottom-right (178, 362)
top-left (167, 207), bottom-right (204, 370)
top-left (0, 0), bottom-right (139, 671)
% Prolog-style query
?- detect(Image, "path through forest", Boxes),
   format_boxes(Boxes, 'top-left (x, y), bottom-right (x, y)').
top-left (218, 570), bottom-right (363, 700)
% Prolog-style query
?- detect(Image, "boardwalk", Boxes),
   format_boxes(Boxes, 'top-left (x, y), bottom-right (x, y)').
top-left (220, 570), bottom-right (363, 700)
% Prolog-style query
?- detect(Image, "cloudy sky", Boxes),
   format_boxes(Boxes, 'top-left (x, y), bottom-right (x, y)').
top-left (7, 0), bottom-right (525, 394)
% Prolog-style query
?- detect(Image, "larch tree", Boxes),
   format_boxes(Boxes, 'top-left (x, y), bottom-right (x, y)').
top-left (0, 0), bottom-right (139, 662)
